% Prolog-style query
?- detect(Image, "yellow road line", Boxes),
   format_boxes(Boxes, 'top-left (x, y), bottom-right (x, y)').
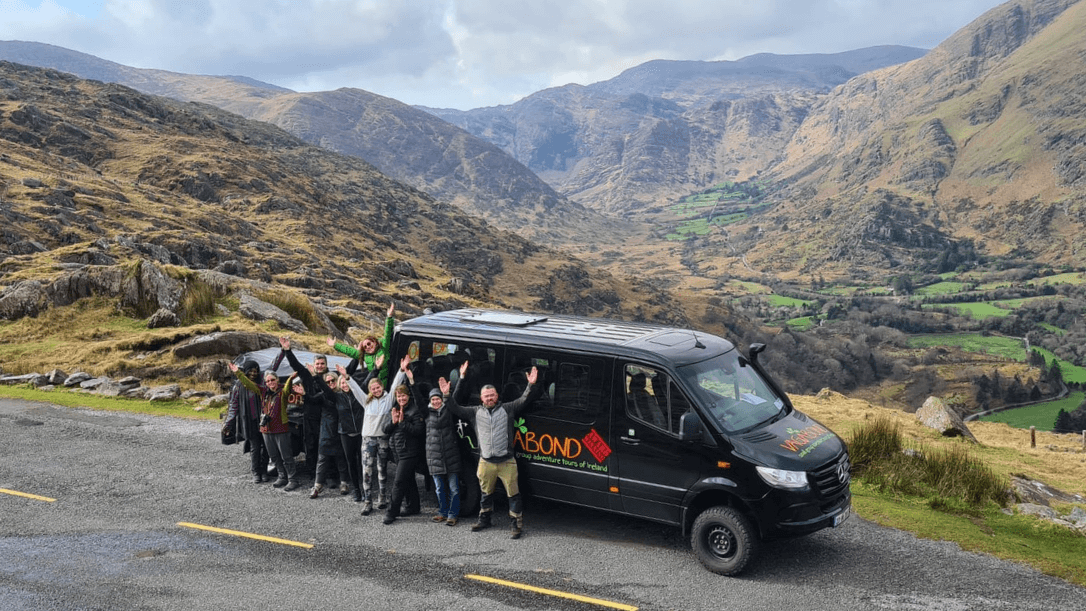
top-left (0, 488), bottom-right (56, 502)
top-left (177, 522), bottom-right (313, 549)
top-left (465, 574), bottom-right (638, 611)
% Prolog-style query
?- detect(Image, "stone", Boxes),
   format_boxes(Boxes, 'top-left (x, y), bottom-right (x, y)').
top-left (123, 386), bottom-right (149, 399)
top-left (202, 394), bottom-right (230, 408)
top-left (79, 377), bottom-right (109, 390)
top-left (63, 372), bottom-right (92, 387)
top-left (95, 382), bottom-right (124, 396)
top-left (0, 373), bottom-right (46, 386)
top-left (1016, 503), bottom-right (1058, 520)
top-left (45, 368), bottom-right (68, 385)
top-left (0, 280), bottom-right (46, 320)
top-left (181, 389), bottom-right (213, 399)
top-left (147, 308), bottom-right (181, 328)
top-left (172, 331), bottom-right (278, 360)
top-left (238, 293), bottom-right (307, 333)
top-left (116, 376), bottom-right (141, 388)
top-left (147, 384), bottom-right (181, 402)
top-left (915, 396), bottom-right (977, 442)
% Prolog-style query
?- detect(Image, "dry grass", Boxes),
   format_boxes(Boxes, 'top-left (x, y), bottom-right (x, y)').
top-left (797, 390), bottom-right (1086, 498)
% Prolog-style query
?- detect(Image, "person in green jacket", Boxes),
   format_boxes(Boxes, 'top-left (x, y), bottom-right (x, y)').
top-left (327, 302), bottom-right (395, 386)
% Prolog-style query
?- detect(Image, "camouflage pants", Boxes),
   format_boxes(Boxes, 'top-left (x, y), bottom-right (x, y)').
top-left (361, 436), bottom-right (390, 501)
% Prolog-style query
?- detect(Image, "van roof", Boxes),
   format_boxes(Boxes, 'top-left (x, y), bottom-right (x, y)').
top-left (397, 308), bottom-right (735, 366)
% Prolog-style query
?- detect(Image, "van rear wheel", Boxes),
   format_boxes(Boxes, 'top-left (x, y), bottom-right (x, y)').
top-left (691, 506), bottom-right (757, 576)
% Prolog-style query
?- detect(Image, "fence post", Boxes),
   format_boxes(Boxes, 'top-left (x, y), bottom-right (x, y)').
top-left (1030, 426), bottom-right (1036, 449)
top-left (1081, 430), bottom-right (1085, 452)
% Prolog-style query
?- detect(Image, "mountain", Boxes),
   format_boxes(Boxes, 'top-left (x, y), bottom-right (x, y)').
top-left (0, 61), bottom-right (679, 331)
top-left (0, 40), bottom-right (623, 249)
top-left (728, 0), bottom-right (1086, 277)
top-left (423, 47), bottom-right (926, 215)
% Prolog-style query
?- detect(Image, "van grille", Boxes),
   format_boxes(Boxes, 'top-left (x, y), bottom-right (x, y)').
top-left (809, 453), bottom-right (850, 499)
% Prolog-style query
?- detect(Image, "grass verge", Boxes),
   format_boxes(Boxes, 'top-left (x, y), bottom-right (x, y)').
top-left (0, 385), bottom-right (222, 421)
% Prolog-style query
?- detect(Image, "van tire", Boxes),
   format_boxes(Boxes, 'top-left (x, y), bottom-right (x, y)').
top-left (691, 506), bottom-right (757, 576)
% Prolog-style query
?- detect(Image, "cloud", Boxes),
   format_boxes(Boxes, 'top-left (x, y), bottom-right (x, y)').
top-left (0, 0), bottom-right (1008, 109)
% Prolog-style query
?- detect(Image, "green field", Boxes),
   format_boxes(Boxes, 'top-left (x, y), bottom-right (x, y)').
top-left (1032, 347), bottom-right (1086, 384)
top-left (914, 281), bottom-right (972, 296)
top-left (908, 333), bottom-right (1027, 360)
top-left (923, 302), bottom-right (1011, 319)
top-left (786, 316), bottom-right (817, 330)
top-left (979, 391), bottom-right (1084, 430)
top-left (768, 295), bottom-right (812, 307)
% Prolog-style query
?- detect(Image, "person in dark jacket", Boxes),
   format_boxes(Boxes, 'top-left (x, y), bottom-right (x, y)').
top-left (334, 363), bottom-right (367, 502)
top-left (280, 337), bottom-right (344, 499)
top-left (425, 377), bottom-right (462, 525)
top-left (381, 356), bottom-right (426, 525)
top-left (223, 358), bottom-right (270, 483)
top-left (229, 357), bottom-right (302, 491)
top-left (448, 360), bottom-right (542, 539)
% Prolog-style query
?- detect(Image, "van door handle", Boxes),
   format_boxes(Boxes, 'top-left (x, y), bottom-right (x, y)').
top-left (620, 436), bottom-right (640, 445)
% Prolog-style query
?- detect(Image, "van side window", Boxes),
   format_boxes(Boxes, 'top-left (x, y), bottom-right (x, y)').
top-left (401, 338), bottom-right (497, 406)
top-left (508, 349), bottom-right (604, 424)
top-left (625, 365), bottom-right (669, 430)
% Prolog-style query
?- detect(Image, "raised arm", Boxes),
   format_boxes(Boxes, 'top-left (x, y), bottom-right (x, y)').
top-left (508, 366), bottom-right (544, 416)
top-left (230, 361), bottom-right (260, 394)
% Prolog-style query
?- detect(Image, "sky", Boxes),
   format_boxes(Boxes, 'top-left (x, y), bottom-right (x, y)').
top-left (0, 0), bottom-right (1010, 110)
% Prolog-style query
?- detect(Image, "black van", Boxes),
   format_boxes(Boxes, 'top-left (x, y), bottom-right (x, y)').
top-left (392, 308), bottom-right (851, 575)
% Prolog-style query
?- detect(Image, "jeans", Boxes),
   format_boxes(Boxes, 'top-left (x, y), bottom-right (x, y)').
top-left (433, 473), bottom-right (460, 519)
top-left (263, 432), bottom-right (297, 482)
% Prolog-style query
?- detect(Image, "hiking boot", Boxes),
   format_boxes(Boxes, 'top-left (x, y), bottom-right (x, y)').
top-left (510, 516), bottom-right (523, 539)
top-left (431, 514), bottom-right (446, 523)
top-left (361, 500), bottom-right (373, 516)
top-left (340, 483), bottom-right (350, 495)
top-left (471, 512), bottom-right (492, 532)
top-left (446, 518), bottom-right (458, 527)
top-left (272, 477), bottom-right (288, 488)
top-left (353, 490), bottom-right (363, 503)
top-left (309, 483), bottom-right (323, 499)
top-left (283, 480), bottom-right (301, 492)
top-left (253, 474), bottom-right (264, 484)
top-left (382, 514), bottom-right (396, 525)
top-left (377, 492), bottom-right (388, 510)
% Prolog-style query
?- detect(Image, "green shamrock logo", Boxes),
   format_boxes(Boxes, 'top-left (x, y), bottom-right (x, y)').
top-left (514, 417), bottom-right (528, 434)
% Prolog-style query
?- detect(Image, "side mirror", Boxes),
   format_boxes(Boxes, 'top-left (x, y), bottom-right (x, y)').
top-left (679, 411), bottom-right (705, 443)
top-left (748, 343), bottom-right (766, 365)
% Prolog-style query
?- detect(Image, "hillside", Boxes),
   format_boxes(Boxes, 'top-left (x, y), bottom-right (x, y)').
top-left (731, 0), bottom-right (1086, 278)
top-left (0, 61), bottom-right (687, 380)
top-left (0, 41), bottom-right (623, 250)
top-left (425, 47), bottom-right (925, 216)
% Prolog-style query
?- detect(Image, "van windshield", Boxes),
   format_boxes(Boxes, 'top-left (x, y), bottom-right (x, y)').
top-left (677, 351), bottom-right (786, 434)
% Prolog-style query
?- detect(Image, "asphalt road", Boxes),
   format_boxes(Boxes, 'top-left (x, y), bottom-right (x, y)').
top-left (2, 397), bottom-right (1085, 611)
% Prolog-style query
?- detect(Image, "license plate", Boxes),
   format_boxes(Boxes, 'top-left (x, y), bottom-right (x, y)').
top-left (833, 505), bottom-right (850, 527)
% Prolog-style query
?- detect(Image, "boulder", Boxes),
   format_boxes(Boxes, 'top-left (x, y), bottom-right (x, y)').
top-left (94, 382), bottom-right (125, 396)
top-left (79, 377), bottom-right (109, 390)
top-left (172, 331), bottom-right (278, 360)
top-left (202, 394), bottom-right (230, 408)
top-left (0, 280), bottom-right (47, 319)
top-left (238, 293), bottom-right (307, 333)
top-left (45, 369), bottom-right (68, 385)
top-left (916, 396), bottom-right (977, 442)
top-left (116, 376), bottom-right (141, 388)
top-left (181, 389), bottom-right (213, 399)
top-left (147, 384), bottom-right (181, 402)
top-left (1011, 474), bottom-right (1086, 506)
top-left (147, 308), bottom-right (181, 328)
top-left (0, 373), bottom-right (47, 386)
top-left (63, 372), bottom-right (92, 387)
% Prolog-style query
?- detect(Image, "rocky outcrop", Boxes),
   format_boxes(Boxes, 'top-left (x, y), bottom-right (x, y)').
top-left (237, 293), bottom-right (307, 333)
top-left (172, 331), bottom-right (278, 359)
top-left (0, 259), bottom-right (183, 321)
top-left (916, 396), bottom-right (977, 442)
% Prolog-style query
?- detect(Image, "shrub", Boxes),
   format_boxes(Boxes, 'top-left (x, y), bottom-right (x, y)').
top-left (848, 417), bottom-right (1008, 508)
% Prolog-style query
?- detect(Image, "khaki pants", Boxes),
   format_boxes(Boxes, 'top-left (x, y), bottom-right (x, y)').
top-left (477, 458), bottom-right (522, 517)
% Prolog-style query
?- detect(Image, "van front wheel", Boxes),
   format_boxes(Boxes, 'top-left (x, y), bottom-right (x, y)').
top-left (691, 506), bottom-right (757, 576)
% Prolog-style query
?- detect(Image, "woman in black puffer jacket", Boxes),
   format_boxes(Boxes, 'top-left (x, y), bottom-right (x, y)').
top-left (423, 376), bottom-right (462, 525)
top-left (381, 358), bottom-right (426, 525)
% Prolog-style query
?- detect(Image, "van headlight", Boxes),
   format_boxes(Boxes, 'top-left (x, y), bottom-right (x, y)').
top-left (756, 466), bottom-right (809, 490)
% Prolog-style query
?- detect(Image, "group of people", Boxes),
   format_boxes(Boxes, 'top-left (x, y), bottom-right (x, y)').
top-left (222, 304), bottom-right (542, 538)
